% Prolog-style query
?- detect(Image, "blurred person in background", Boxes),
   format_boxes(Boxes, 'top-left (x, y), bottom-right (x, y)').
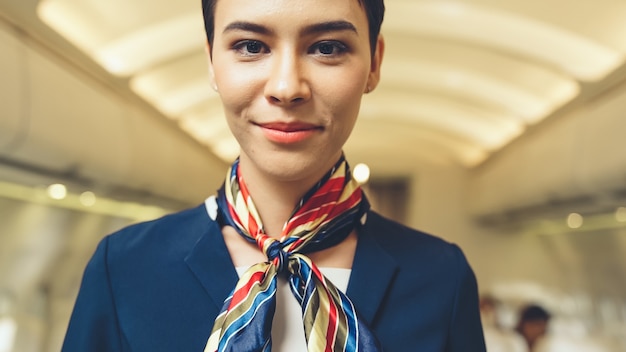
top-left (61, 0), bottom-right (486, 350)
top-left (480, 295), bottom-right (527, 352)
top-left (516, 304), bottom-right (551, 352)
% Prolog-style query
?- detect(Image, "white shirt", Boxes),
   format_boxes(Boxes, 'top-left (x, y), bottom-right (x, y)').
top-left (483, 326), bottom-right (528, 352)
top-left (236, 266), bottom-right (352, 352)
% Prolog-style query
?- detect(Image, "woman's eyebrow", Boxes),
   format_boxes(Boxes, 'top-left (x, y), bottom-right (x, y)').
top-left (302, 21), bottom-right (358, 36)
top-left (222, 20), bottom-right (358, 37)
top-left (223, 21), bottom-right (273, 35)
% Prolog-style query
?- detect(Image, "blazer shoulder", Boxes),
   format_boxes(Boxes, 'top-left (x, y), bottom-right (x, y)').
top-left (111, 203), bottom-right (207, 238)
top-left (102, 203), bottom-right (214, 260)
top-left (363, 211), bottom-right (465, 263)
top-left (355, 212), bottom-right (484, 351)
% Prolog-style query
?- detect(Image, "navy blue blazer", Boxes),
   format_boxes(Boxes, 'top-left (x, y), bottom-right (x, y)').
top-left (62, 204), bottom-right (485, 351)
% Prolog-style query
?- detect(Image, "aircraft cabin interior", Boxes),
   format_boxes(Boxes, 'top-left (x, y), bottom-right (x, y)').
top-left (1, 0), bottom-right (625, 351)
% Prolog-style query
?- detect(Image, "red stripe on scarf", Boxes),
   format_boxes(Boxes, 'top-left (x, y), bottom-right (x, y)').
top-left (230, 270), bottom-right (266, 308)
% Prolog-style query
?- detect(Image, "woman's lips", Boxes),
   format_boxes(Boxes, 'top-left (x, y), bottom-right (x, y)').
top-left (257, 122), bottom-right (321, 144)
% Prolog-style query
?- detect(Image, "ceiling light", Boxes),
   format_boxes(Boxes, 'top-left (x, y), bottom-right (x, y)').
top-left (79, 191), bottom-right (97, 207)
top-left (179, 113), bottom-right (231, 142)
top-left (39, 1), bottom-right (205, 77)
top-left (379, 58), bottom-right (580, 125)
top-left (94, 13), bottom-right (205, 76)
top-left (156, 80), bottom-right (215, 116)
top-left (37, 0), bottom-right (101, 52)
top-left (47, 183), bottom-right (67, 200)
top-left (130, 53), bottom-right (218, 116)
top-left (353, 163), bottom-right (371, 184)
top-left (567, 213), bottom-right (583, 229)
top-left (362, 93), bottom-right (524, 150)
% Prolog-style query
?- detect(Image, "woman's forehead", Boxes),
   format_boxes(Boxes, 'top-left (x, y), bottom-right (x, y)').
top-left (213, 0), bottom-right (368, 29)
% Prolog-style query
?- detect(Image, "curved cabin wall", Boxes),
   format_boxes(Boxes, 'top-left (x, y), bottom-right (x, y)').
top-left (0, 22), bottom-right (228, 205)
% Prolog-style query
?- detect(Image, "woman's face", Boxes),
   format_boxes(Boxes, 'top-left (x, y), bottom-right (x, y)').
top-left (208, 0), bottom-right (383, 185)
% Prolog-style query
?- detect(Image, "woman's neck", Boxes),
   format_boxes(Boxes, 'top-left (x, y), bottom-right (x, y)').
top-left (237, 157), bottom-right (337, 238)
top-left (244, 179), bottom-right (303, 237)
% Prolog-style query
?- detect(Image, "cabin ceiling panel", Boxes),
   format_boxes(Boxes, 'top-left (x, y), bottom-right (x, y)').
top-left (476, 0), bottom-right (626, 51)
top-left (385, 0), bottom-right (623, 81)
top-left (0, 0), bottom-right (622, 173)
top-left (346, 120), bottom-right (488, 166)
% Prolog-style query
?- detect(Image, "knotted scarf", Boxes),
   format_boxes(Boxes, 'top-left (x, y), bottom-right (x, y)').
top-left (204, 156), bottom-right (382, 352)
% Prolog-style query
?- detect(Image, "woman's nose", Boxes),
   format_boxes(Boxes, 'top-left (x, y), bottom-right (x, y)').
top-left (264, 51), bottom-right (311, 106)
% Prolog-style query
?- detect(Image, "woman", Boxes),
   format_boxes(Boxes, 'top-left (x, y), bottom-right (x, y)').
top-left (62, 0), bottom-right (486, 350)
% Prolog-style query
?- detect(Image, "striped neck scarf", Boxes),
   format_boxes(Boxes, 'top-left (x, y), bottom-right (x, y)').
top-left (204, 156), bottom-right (382, 352)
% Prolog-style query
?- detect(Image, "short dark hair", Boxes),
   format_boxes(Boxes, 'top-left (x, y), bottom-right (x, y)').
top-left (201, 0), bottom-right (385, 57)
top-left (519, 304), bottom-right (551, 322)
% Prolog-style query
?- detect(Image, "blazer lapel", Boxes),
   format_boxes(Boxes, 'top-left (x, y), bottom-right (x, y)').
top-left (185, 216), bottom-right (238, 309)
top-left (347, 212), bottom-right (399, 325)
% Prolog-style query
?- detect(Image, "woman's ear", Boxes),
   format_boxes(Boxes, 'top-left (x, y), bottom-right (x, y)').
top-left (365, 35), bottom-right (385, 93)
top-left (205, 42), bottom-right (218, 92)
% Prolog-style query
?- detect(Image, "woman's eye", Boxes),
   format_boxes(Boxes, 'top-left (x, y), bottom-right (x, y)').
top-left (233, 40), bottom-right (267, 56)
top-left (312, 41), bottom-right (348, 56)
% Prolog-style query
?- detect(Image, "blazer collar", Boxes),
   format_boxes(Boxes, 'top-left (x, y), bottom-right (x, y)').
top-left (347, 212), bottom-right (400, 325)
top-left (185, 205), bottom-right (239, 309)
top-left (185, 202), bottom-right (400, 323)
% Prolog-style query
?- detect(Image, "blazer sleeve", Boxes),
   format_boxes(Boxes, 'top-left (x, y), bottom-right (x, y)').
top-left (447, 245), bottom-right (487, 352)
top-left (62, 236), bottom-right (126, 352)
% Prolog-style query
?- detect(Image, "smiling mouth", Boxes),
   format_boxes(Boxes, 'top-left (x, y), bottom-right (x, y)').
top-left (259, 122), bottom-right (321, 131)
top-left (257, 122), bottom-right (322, 144)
